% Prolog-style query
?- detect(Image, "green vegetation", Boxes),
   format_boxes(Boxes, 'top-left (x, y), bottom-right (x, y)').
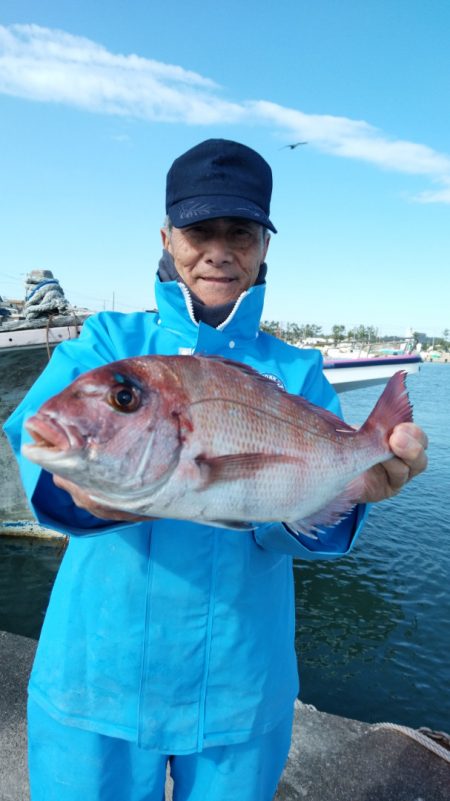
top-left (413, 330), bottom-right (449, 352)
top-left (260, 322), bottom-right (450, 351)
top-left (260, 321), bottom-right (382, 345)
top-left (260, 321), bottom-right (323, 343)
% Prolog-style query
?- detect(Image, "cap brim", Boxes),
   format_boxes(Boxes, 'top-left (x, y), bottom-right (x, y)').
top-left (167, 195), bottom-right (277, 233)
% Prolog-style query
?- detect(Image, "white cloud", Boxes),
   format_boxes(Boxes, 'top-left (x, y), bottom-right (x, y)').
top-left (0, 24), bottom-right (244, 124)
top-left (413, 183), bottom-right (450, 203)
top-left (251, 100), bottom-right (450, 180)
top-left (0, 24), bottom-right (218, 88)
top-left (1, 24), bottom-right (450, 202)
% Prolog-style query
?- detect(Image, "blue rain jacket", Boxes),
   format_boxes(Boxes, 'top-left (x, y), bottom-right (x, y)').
top-left (4, 276), bottom-right (367, 754)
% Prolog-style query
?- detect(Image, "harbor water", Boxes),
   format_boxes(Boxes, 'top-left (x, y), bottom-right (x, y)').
top-left (295, 362), bottom-right (450, 733)
top-left (0, 362), bottom-right (448, 733)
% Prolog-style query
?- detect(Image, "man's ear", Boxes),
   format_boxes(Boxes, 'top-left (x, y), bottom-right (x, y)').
top-left (160, 228), bottom-right (170, 250)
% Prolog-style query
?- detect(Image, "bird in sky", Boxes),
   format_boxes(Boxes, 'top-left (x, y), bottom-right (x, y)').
top-left (279, 142), bottom-right (308, 150)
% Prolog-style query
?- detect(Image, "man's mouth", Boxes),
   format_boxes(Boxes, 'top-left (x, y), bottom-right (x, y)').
top-left (199, 277), bottom-right (236, 283)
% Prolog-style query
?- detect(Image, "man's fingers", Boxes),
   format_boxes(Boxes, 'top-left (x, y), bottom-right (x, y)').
top-left (382, 456), bottom-right (411, 492)
top-left (388, 423), bottom-right (428, 483)
top-left (389, 423), bottom-right (428, 453)
top-left (53, 474), bottom-right (88, 508)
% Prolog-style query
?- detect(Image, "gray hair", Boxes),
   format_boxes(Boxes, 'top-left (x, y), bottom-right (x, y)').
top-left (163, 215), bottom-right (173, 233)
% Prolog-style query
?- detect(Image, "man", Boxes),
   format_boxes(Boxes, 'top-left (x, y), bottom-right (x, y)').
top-left (4, 139), bottom-right (427, 801)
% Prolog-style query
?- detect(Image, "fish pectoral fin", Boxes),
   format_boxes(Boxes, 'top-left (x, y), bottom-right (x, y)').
top-left (289, 476), bottom-right (364, 538)
top-left (195, 453), bottom-right (297, 485)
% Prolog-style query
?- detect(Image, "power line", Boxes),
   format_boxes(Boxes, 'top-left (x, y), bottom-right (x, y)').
top-left (0, 271), bottom-right (25, 283)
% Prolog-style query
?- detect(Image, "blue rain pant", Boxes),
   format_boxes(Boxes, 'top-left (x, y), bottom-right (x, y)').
top-left (28, 697), bottom-right (294, 801)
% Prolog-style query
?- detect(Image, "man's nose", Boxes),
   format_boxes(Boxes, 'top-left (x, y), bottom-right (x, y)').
top-left (204, 237), bottom-right (233, 265)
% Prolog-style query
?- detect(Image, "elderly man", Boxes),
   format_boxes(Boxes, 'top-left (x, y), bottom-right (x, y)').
top-left (4, 139), bottom-right (427, 801)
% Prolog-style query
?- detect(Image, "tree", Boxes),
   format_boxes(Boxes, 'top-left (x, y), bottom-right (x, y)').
top-left (260, 320), bottom-right (282, 338)
top-left (304, 323), bottom-right (322, 339)
top-left (365, 326), bottom-right (378, 342)
top-left (331, 324), bottom-right (346, 345)
top-left (284, 322), bottom-right (305, 344)
top-left (348, 324), bottom-right (377, 343)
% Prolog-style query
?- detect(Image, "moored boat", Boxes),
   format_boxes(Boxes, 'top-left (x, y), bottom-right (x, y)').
top-left (0, 270), bottom-right (92, 354)
top-left (323, 353), bottom-right (422, 393)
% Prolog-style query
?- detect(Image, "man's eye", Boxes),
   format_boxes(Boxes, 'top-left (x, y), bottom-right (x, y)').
top-left (187, 226), bottom-right (209, 238)
top-left (231, 228), bottom-right (253, 243)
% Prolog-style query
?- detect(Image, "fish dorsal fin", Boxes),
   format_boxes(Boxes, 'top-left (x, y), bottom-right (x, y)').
top-left (287, 394), bottom-right (355, 433)
top-left (196, 354), bottom-right (267, 379)
top-left (194, 356), bottom-right (355, 438)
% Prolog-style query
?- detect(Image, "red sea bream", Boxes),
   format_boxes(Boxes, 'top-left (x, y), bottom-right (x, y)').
top-left (22, 356), bottom-right (413, 534)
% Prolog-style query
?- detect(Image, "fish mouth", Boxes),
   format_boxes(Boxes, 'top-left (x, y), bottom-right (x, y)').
top-left (24, 414), bottom-right (84, 454)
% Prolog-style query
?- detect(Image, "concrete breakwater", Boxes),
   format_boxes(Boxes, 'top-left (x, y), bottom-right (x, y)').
top-left (1, 630), bottom-right (449, 801)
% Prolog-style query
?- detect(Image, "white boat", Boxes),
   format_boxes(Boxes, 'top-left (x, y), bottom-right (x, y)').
top-left (1, 270), bottom-right (92, 354)
top-left (0, 311), bottom-right (91, 353)
top-left (324, 354), bottom-right (422, 393)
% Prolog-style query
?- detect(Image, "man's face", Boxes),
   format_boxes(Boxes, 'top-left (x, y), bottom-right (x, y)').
top-left (161, 217), bottom-right (270, 306)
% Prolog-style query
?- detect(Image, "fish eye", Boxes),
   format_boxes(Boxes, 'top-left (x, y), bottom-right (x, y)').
top-left (108, 383), bottom-right (141, 413)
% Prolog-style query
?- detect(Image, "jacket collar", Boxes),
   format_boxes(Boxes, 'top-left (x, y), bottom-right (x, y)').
top-left (154, 277), bottom-right (266, 342)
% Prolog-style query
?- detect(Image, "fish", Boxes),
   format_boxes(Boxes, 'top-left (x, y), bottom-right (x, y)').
top-left (22, 356), bottom-right (413, 535)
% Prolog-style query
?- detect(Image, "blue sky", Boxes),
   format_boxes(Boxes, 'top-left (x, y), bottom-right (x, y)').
top-left (1, 1), bottom-right (449, 337)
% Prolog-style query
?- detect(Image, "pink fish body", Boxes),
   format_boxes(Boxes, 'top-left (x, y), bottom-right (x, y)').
top-left (23, 356), bottom-right (413, 534)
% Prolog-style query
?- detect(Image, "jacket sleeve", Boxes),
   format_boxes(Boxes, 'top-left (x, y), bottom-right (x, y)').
top-left (3, 313), bottom-right (138, 537)
top-left (253, 349), bottom-right (368, 559)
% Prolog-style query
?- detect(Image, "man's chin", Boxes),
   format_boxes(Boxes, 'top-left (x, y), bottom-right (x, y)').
top-left (195, 279), bottom-right (241, 306)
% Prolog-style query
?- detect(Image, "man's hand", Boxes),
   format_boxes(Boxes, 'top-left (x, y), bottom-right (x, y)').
top-left (359, 422), bottom-right (428, 504)
top-left (53, 475), bottom-right (151, 522)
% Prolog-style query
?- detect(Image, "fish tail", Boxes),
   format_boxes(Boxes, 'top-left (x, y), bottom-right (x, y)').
top-left (359, 370), bottom-right (413, 448)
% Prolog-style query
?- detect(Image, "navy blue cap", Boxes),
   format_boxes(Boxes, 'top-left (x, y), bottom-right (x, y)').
top-left (166, 139), bottom-right (277, 233)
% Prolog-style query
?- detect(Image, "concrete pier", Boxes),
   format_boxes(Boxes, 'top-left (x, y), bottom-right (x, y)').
top-left (1, 631), bottom-right (448, 801)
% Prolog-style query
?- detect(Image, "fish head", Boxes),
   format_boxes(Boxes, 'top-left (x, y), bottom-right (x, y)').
top-left (22, 358), bottom-right (190, 502)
